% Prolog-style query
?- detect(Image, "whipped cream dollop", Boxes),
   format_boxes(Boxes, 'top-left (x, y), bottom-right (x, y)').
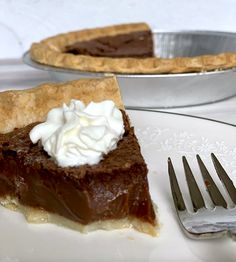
top-left (29, 100), bottom-right (124, 167)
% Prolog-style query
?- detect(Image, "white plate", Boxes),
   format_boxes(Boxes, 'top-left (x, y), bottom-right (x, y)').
top-left (0, 110), bottom-right (236, 262)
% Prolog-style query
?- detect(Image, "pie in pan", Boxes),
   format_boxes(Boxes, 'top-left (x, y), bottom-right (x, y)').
top-left (30, 22), bottom-right (236, 74)
top-left (0, 77), bottom-right (157, 236)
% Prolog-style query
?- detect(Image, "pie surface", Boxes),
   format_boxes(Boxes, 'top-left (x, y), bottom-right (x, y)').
top-left (65, 29), bottom-right (153, 58)
top-left (30, 22), bottom-right (236, 74)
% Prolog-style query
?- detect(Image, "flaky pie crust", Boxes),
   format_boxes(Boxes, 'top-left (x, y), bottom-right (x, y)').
top-left (0, 196), bottom-right (157, 236)
top-left (0, 77), bottom-right (123, 134)
top-left (30, 22), bottom-right (236, 74)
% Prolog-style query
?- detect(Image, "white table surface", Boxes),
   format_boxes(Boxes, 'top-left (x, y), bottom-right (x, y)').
top-left (1, 59), bottom-right (236, 126)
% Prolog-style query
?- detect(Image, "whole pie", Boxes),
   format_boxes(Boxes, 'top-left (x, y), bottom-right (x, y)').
top-left (0, 77), bottom-right (157, 236)
top-left (30, 22), bottom-right (236, 74)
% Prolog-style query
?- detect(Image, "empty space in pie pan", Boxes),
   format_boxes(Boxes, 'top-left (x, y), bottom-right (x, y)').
top-left (23, 31), bottom-right (236, 109)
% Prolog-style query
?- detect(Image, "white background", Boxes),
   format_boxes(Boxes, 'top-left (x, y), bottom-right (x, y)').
top-left (0, 0), bottom-right (236, 125)
top-left (0, 0), bottom-right (236, 58)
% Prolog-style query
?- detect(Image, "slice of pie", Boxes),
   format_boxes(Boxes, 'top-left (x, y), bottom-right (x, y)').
top-left (0, 77), bottom-right (157, 236)
top-left (30, 22), bottom-right (236, 74)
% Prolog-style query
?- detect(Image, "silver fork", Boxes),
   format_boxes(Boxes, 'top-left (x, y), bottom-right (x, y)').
top-left (168, 153), bottom-right (236, 240)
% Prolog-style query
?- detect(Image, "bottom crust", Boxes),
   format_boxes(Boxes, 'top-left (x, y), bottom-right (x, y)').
top-left (0, 196), bottom-right (158, 237)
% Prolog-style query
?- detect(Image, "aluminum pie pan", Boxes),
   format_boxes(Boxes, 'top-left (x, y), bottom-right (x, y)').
top-left (23, 30), bottom-right (236, 109)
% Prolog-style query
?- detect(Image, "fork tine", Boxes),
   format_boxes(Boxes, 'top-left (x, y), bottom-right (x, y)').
top-left (211, 153), bottom-right (236, 205)
top-left (196, 155), bottom-right (227, 208)
top-left (182, 156), bottom-right (205, 212)
top-left (168, 158), bottom-right (186, 211)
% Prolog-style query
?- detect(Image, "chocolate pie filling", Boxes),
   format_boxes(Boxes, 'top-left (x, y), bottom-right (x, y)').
top-left (65, 30), bottom-right (154, 58)
top-left (0, 112), bottom-right (156, 226)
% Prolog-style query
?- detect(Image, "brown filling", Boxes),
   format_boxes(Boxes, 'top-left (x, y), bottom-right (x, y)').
top-left (0, 112), bottom-right (156, 226)
top-left (65, 30), bottom-right (154, 58)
